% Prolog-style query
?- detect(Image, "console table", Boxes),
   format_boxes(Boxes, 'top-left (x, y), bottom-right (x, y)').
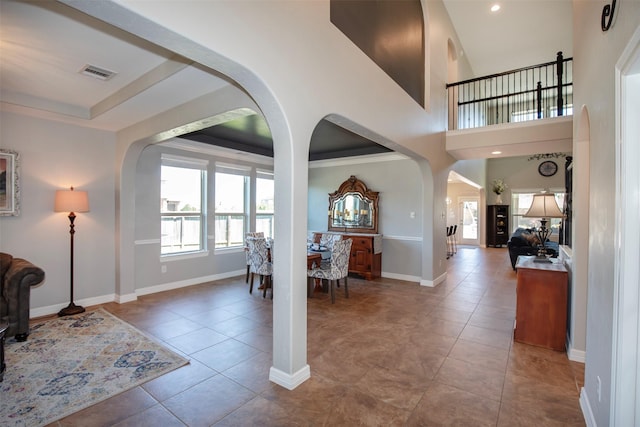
top-left (514, 256), bottom-right (568, 351)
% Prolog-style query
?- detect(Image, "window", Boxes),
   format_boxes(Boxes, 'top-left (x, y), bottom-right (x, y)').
top-left (161, 156), bottom-right (207, 255)
top-left (511, 191), bottom-right (565, 241)
top-left (256, 171), bottom-right (274, 238)
top-left (215, 165), bottom-right (249, 248)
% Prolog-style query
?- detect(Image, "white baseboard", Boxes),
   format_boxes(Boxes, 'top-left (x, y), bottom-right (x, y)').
top-left (420, 272), bottom-right (447, 287)
top-left (269, 364), bottom-right (311, 390)
top-left (30, 293), bottom-right (116, 318)
top-left (566, 334), bottom-right (586, 363)
top-left (381, 271), bottom-right (421, 283)
top-left (580, 387), bottom-right (597, 427)
top-left (134, 269), bottom-right (245, 296)
top-left (29, 270), bottom-right (245, 318)
top-left (116, 293), bottom-right (137, 304)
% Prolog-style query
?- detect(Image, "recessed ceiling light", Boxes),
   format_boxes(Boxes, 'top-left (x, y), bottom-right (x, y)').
top-left (492, 151), bottom-right (502, 155)
top-left (491, 4), bottom-right (501, 12)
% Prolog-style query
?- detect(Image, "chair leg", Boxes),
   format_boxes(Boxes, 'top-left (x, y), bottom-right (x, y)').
top-left (308, 277), bottom-right (314, 298)
top-left (263, 275), bottom-right (272, 299)
top-left (330, 280), bottom-right (336, 304)
top-left (344, 276), bottom-right (349, 298)
top-left (245, 265), bottom-right (250, 283)
top-left (249, 273), bottom-right (255, 294)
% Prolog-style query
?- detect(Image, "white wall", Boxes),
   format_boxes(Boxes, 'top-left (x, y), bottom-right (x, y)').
top-left (0, 110), bottom-right (116, 315)
top-left (573, 1), bottom-right (640, 425)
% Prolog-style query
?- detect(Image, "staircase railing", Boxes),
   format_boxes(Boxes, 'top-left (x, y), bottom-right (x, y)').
top-left (446, 52), bottom-right (573, 130)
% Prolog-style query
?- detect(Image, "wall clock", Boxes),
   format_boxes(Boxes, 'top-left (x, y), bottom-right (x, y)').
top-left (538, 160), bottom-right (558, 177)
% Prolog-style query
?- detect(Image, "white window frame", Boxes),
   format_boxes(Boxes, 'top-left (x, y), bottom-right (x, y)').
top-left (510, 189), bottom-right (565, 242)
top-left (160, 154), bottom-right (208, 257)
top-left (255, 170), bottom-right (274, 239)
top-left (214, 163), bottom-right (250, 250)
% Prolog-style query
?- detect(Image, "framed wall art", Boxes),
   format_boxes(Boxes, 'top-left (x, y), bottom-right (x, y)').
top-left (0, 149), bottom-right (20, 216)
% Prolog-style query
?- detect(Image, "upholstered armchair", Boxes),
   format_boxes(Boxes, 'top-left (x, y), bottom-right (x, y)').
top-left (0, 253), bottom-right (45, 341)
top-left (307, 238), bottom-right (352, 303)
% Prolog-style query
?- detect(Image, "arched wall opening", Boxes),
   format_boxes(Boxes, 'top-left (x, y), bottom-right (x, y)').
top-left (446, 170), bottom-right (482, 248)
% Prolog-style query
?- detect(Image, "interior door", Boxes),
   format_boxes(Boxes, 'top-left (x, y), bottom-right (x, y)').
top-left (459, 197), bottom-right (480, 246)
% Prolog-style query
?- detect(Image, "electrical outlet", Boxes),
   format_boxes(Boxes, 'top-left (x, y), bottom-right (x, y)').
top-left (161, 265), bottom-right (167, 274)
top-left (597, 376), bottom-right (602, 402)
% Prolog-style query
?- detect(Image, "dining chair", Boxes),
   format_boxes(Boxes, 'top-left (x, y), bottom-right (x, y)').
top-left (307, 238), bottom-right (352, 303)
top-left (245, 232), bottom-right (264, 283)
top-left (246, 236), bottom-right (272, 298)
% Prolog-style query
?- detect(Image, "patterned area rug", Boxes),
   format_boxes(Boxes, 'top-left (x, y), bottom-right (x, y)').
top-left (1, 308), bottom-right (189, 426)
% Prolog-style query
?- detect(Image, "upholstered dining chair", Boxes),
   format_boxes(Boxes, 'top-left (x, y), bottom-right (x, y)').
top-left (246, 236), bottom-right (272, 298)
top-left (245, 232), bottom-right (264, 283)
top-left (307, 238), bottom-right (352, 303)
top-left (319, 233), bottom-right (342, 264)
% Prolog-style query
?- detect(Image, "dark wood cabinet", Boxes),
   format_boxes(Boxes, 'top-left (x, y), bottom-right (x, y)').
top-left (514, 256), bottom-right (568, 351)
top-left (343, 233), bottom-right (382, 280)
top-left (487, 205), bottom-right (509, 247)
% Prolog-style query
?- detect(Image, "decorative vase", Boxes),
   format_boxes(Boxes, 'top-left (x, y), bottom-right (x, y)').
top-left (495, 193), bottom-right (503, 204)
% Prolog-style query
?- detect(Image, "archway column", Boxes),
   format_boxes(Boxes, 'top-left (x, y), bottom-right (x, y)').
top-left (269, 121), bottom-right (312, 389)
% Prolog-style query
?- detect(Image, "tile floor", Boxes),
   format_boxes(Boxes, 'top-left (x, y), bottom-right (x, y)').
top-left (48, 246), bottom-right (585, 426)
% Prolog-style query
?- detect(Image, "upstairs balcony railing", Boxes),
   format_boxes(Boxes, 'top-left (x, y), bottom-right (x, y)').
top-left (446, 52), bottom-right (573, 130)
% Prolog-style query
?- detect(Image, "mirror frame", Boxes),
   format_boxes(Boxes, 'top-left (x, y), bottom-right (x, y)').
top-left (328, 176), bottom-right (379, 234)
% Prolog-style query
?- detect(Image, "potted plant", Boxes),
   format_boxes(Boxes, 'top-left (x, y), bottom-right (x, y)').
top-left (492, 179), bottom-right (507, 204)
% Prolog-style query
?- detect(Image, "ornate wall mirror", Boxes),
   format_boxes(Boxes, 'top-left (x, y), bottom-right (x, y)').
top-left (328, 176), bottom-right (379, 234)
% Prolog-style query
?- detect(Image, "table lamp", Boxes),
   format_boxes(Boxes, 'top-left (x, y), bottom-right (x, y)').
top-left (54, 186), bottom-right (89, 316)
top-left (523, 192), bottom-right (564, 262)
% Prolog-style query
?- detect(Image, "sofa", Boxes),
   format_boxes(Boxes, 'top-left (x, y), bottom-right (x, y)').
top-left (507, 228), bottom-right (558, 270)
top-left (0, 253), bottom-right (45, 341)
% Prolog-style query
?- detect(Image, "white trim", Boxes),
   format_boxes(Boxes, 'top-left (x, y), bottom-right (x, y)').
top-left (420, 272), bottom-right (447, 287)
top-left (30, 272), bottom-right (245, 318)
top-left (309, 152), bottom-right (409, 169)
top-left (135, 238), bottom-right (160, 245)
top-left (29, 294), bottom-right (117, 318)
top-left (161, 152), bottom-right (209, 169)
top-left (135, 270), bottom-right (245, 296)
top-left (269, 364), bottom-right (311, 390)
top-left (381, 272), bottom-right (421, 283)
top-left (566, 333), bottom-right (587, 363)
top-left (611, 26), bottom-right (640, 427)
top-left (580, 388), bottom-right (597, 427)
top-left (166, 138), bottom-right (274, 167)
top-left (116, 293), bottom-right (137, 304)
top-left (382, 234), bottom-right (422, 242)
top-left (160, 250), bottom-right (209, 262)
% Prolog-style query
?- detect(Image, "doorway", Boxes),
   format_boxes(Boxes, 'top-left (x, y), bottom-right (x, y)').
top-left (458, 197), bottom-right (480, 246)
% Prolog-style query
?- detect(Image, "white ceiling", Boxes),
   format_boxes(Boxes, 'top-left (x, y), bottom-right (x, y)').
top-left (442, 0), bottom-right (573, 77)
top-left (0, 0), bottom-right (230, 132)
top-left (1, 0), bottom-right (573, 155)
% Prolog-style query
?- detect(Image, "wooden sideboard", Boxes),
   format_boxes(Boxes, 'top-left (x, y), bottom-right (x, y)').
top-left (312, 232), bottom-right (382, 280)
top-left (514, 256), bottom-right (568, 351)
top-left (344, 233), bottom-right (382, 280)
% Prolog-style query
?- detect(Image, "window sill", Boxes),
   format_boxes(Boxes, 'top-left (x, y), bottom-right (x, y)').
top-left (160, 250), bottom-right (209, 262)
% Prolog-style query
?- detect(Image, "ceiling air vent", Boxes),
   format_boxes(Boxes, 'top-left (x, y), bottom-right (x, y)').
top-left (79, 64), bottom-right (117, 81)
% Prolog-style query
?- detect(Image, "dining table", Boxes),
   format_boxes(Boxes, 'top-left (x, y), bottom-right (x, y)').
top-left (307, 252), bottom-right (322, 269)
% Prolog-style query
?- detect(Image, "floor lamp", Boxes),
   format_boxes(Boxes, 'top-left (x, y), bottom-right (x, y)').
top-left (54, 186), bottom-right (89, 317)
top-left (523, 192), bottom-right (564, 262)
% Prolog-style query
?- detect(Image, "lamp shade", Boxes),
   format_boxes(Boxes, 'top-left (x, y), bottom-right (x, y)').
top-left (523, 193), bottom-right (563, 218)
top-left (54, 187), bottom-right (90, 213)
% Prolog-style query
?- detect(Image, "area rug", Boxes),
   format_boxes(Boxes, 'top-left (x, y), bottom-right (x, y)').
top-left (0, 308), bottom-right (189, 426)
